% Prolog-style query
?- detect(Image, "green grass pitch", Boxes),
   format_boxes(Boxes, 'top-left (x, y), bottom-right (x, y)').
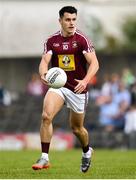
top-left (0, 149), bottom-right (136, 179)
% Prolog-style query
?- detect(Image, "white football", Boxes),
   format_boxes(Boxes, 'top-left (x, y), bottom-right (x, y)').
top-left (45, 67), bottom-right (67, 88)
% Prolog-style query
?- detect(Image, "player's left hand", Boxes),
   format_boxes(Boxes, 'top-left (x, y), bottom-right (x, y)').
top-left (74, 79), bottom-right (87, 94)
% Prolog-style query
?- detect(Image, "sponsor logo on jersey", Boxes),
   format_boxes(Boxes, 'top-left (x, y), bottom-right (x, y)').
top-left (62, 55), bottom-right (70, 67)
top-left (58, 54), bottom-right (75, 71)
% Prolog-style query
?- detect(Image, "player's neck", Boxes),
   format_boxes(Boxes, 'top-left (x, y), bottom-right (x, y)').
top-left (61, 29), bottom-right (76, 37)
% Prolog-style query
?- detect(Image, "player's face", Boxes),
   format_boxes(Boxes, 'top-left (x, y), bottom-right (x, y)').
top-left (59, 12), bottom-right (77, 37)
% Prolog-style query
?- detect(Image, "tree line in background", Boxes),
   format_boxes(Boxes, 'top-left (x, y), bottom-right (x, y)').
top-left (86, 15), bottom-right (136, 54)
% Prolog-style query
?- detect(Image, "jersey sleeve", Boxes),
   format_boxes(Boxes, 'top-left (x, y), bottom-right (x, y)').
top-left (43, 38), bottom-right (53, 55)
top-left (81, 36), bottom-right (95, 54)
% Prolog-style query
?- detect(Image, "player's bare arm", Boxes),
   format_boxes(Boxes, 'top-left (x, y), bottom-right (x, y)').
top-left (74, 51), bottom-right (99, 94)
top-left (39, 53), bottom-right (52, 84)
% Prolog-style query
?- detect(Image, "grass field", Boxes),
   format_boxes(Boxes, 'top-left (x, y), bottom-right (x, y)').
top-left (0, 149), bottom-right (136, 179)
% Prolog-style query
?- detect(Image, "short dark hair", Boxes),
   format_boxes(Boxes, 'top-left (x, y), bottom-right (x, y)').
top-left (59, 6), bottom-right (77, 18)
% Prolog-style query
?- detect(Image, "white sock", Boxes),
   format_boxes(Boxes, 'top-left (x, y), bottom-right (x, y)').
top-left (82, 147), bottom-right (92, 158)
top-left (41, 153), bottom-right (49, 161)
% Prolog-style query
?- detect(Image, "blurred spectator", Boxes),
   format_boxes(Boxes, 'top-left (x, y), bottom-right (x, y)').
top-left (0, 82), bottom-right (12, 106)
top-left (96, 95), bottom-right (119, 132)
top-left (110, 73), bottom-right (120, 96)
top-left (96, 80), bottom-right (131, 132)
top-left (0, 82), bottom-right (4, 105)
top-left (94, 73), bottom-right (113, 106)
top-left (124, 82), bottom-right (136, 148)
top-left (27, 73), bottom-right (48, 96)
top-left (110, 81), bottom-right (131, 130)
top-left (121, 68), bottom-right (135, 88)
top-left (130, 82), bottom-right (136, 106)
top-left (100, 73), bottom-right (111, 96)
top-left (112, 81), bottom-right (131, 109)
top-left (88, 75), bottom-right (100, 100)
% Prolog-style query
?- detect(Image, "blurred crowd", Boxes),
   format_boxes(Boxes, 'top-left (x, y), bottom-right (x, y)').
top-left (0, 68), bottom-right (136, 148)
top-left (26, 69), bottom-right (136, 139)
top-left (89, 67), bottom-right (136, 147)
top-left (0, 73), bottom-right (48, 107)
top-left (0, 81), bottom-right (12, 106)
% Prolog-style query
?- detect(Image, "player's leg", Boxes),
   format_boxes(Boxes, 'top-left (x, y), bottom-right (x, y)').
top-left (69, 110), bottom-right (89, 148)
top-left (32, 90), bottom-right (64, 170)
top-left (40, 91), bottom-right (64, 142)
top-left (70, 110), bottom-right (89, 148)
top-left (69, 110), bottom-right (93, 173)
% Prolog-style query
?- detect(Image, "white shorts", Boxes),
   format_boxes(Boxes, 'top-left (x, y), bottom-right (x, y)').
top-left (48, 87), bottom-right (89, 113)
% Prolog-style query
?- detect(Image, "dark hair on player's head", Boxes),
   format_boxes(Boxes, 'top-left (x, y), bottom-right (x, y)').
top-left (59, 6), bottom-right (77, 18)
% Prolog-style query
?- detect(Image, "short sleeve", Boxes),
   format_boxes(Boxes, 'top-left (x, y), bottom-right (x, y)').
top-left (81, 36), bottom-right (95, 54)
top-left (43, 39), bottom-right (53, 55)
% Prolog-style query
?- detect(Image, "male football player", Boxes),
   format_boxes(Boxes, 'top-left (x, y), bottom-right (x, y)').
top-left (32, 6), bottom-right (99, 173)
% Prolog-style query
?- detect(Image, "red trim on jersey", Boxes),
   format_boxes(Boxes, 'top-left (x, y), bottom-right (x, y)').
top-left (76, 29), bottom-right (95, 53)
top-left (44, 31), bottom-right (61, 53)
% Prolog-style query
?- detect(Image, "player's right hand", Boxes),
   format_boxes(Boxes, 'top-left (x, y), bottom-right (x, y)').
top-left (40, 73), bottom-right (48, 85)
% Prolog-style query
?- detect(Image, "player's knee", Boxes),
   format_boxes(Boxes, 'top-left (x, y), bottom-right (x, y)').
top-left (41, 112), bottom-right (52, 125)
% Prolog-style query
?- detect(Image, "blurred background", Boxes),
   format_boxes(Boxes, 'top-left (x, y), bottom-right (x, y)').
top-left (0, 0), bottom-right (136, 151)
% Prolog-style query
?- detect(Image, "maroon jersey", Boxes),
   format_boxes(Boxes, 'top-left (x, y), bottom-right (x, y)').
top-left (43, 29), bottom-right (95, 93)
